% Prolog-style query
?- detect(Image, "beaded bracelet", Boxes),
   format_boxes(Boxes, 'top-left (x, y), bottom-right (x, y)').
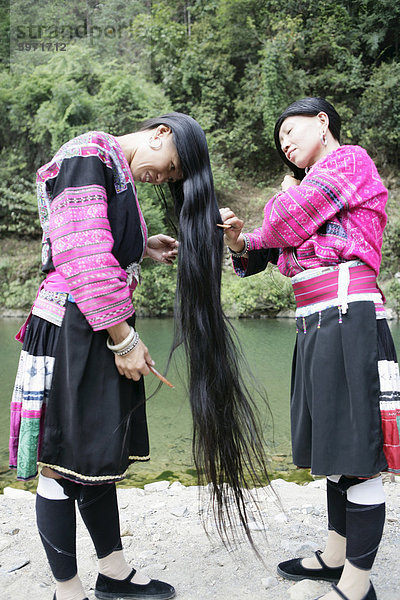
top-left (228, 234), bottom-right (249, 258)
top-left (114, 332), bottom-right (140, 356)
top-left (106, 326), bottom-right (135, 353)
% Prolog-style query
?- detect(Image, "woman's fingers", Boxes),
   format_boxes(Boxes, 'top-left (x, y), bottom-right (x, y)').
top-left (219, 207), bottom-right (244, 233)
top-left (114, 340), bottom-right (153, 381)
top-left (281, 174), bottom-right (300, 191)
top-left (162, 247), bottom-right (179, 263)
top-left (157, 233), bottom-right (176, 243)
top-left (219, 207), bottom-right (236, 223)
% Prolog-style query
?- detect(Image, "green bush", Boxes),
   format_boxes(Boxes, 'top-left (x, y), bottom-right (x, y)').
top-left (0, 150), bottom-right (40, 238)
top-left (380, 218), bottom-right (400, 278)
top-left (357, 62), bottom-right (400, 167)
top-left (0, 239), bottom-right (42, 310)
top-left (385, 278), bottom-right (400, 319)
top-left (135, 261), bottom-right (176, 317)
top-left (221, 264), bottom-right (295, 317)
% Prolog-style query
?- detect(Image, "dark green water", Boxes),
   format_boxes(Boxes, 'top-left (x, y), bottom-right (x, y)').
top-left (2, 316), bottom-right (400, 491)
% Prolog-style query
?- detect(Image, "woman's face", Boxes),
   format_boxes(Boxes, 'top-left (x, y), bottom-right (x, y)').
top-left (278, 113), bottom-right (328, 169)
top-left (131, 126), bottom-right (183, 185)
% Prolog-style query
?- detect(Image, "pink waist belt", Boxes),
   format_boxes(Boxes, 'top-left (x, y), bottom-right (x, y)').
top-left (292, 264), bottom-right (383, 308)
top-left (15, 271), bottom-right (70, 343)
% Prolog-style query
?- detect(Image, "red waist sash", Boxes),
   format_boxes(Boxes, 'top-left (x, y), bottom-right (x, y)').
top-left (292, 264), bottom-right (382, 308)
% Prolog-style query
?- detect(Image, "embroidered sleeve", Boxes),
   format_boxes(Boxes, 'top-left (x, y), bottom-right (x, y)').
top-left (245, 170), bottom-right (356, 249)
top-left (48, 155), bottom-right (134, 331)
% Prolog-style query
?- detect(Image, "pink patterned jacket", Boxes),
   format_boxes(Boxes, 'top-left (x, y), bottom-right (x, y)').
top-left (35, 131), bottom-right (148, 331)
top-left (241, 145), bottom-right (387, 278)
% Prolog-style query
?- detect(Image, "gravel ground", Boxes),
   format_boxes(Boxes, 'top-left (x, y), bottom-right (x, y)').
top-left (0, 477), bottom-right (399, 600)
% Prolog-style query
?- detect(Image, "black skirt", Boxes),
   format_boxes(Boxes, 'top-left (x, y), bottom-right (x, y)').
top-left (39, 301), bottom-right (150, 484)
top-left (291, 301), bottom-right (389, 477)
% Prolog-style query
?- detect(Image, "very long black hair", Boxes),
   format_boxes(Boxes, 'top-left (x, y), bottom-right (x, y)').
top-left (140, 113), bottom-right (271, 545)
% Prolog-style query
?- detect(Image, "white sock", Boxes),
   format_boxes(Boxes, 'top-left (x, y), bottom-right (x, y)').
top-left (330, 560), bottom-right (371, 600)
top-left (99, 550), bottom-right (150, 584)
top-left (55, 574), bottom-right (86, 600)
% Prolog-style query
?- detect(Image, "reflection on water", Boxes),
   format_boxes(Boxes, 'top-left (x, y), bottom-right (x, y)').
top-left (2, 315), bottom-right (399, 490)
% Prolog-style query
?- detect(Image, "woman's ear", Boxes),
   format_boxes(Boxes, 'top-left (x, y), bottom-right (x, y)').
top-left (317, 111), bottom-right (330, 131)
top-left (155, 124), bottom-right (172, 138)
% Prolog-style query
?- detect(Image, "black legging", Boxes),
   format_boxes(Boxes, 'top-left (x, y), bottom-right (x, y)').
top-left (36, 480), bottom-right (122, 581)
top-left (327, 476), bottom-right (385, 571)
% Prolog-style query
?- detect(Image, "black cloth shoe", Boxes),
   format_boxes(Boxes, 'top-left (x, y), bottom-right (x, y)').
top-left (95, 569), bottom-right (176, 600)
top-left (277, 549), bottom-right (344, 583)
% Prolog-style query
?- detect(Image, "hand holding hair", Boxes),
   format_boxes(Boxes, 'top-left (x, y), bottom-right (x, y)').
top-left (219, 207), bottom-right (245, 250)
top-left (216, 223), bottom-right (231, 229)
top-left (145, 234), bottom-right (179, 264)
top-left (281, 174), bottom-right (301, 191)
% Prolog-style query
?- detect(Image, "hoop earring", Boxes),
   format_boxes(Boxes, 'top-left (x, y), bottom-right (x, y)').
top-left (149, 136), bottom-right (162, 150)
top-left (320, 131), bottom-right (328, 146)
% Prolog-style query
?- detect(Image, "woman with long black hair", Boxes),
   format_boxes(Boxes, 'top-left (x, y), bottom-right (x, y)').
top-left (10, 112), bottom-right (270, 600)
top-left (221, 97), bottom-right (400, 600)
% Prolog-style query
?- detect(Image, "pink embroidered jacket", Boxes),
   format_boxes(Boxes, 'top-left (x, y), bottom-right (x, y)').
top-left (240, 145), bottom-right (388, 278)
top-left (36, 132), bottom-right (148, 331)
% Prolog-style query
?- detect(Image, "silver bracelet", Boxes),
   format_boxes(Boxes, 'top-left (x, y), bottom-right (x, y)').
top-left (228, 234), bottom-right (249, 258)
top-left (114, 332), bottom-right (140, 356)
top-left (106, 326), bottom-right (135, 353)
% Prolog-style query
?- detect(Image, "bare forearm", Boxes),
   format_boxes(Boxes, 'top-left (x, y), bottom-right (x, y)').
top-left (107, 321), bottom-right (131, 344)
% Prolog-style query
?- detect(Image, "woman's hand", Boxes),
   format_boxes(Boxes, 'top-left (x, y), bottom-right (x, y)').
top-left (107, 321), bottom-right (154, 381)
top-left (281, 174), bottom-right (301, 191)
top-left (114, 339), bottom-right (154, 381)
top-left (219, 207), bottom-right (246, 252)
top-left (144, 234), bottom-right (179, 264)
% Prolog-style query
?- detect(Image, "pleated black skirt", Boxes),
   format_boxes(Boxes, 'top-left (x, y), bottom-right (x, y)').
top-left (291, 301), bottom-right (391, 477)
top-left (17, 301), bottom-right (150, 484)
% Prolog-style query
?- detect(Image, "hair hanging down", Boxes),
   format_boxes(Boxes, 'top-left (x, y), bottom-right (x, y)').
top-left (274, 97), bottom-right (342, 180)
top-left (140, 113), bottom-right (271, 547)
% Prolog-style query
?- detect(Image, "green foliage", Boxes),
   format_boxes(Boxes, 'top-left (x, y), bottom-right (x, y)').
top-left (0, 239), bottom-right (43, 310)
top-left (1, 276), bottom-right (42, 309)
top-left (9, 0), bottom-right (149, 70)
top-left (0, 0), bottom-right (9, 68)
top-left (229, 16), bottom-right (307, 175)
top-left (4, 45), bottom-right (171, 170)
top-left (357, 62), bottom-right (400, 166)
top-left (385, 279), bottom-right (400, 319)
top-left (135, 261), bottom-right (176, 317)
top-left (126, 0), bottom-right (400, 177)
top-left (221, 265), bottom-right (295, 318)
top-left (0, 150), bottom-right (40, 238)
top-left (381, 219), bottom-right (400, 278)
top-left (0, 43), bottom-right (171, 241)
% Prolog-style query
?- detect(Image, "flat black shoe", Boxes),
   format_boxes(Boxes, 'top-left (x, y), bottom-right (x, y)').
top-left (277, 549), bottom-right (344, 583)
top-left (95, 569), bottom-right (176, 600)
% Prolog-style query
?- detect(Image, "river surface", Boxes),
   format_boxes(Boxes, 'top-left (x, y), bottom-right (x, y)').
top-left (2, 316), bottom-right (400, 490)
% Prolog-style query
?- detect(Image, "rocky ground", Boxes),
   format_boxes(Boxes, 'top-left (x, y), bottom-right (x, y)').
top-left (0, 477), bottom-right (399, 600)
